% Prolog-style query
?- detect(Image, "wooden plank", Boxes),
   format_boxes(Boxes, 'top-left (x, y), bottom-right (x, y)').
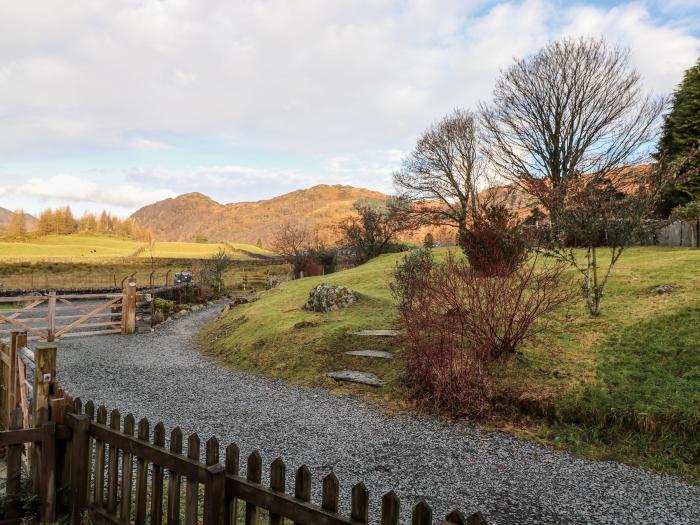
top-left (203, 465), bottom-right (225, 525)
top-left (55, 312), bottom-right (122, 321)
top-left (85, 401), bottom-right (95, 505)
top-left (412, 500), bottom-right (433, 525)
top-left (0, 296), bottom-right (51, 303)
top-left (351, 483), bottom-right (369, 524)
top-left (322, 472), bottom-right (339, 514)
top-left (245, 451), bottom-right (262, 525)
top-left (185, 433), bottom-right (201, 525)
top-left (150, 423), bottom-right (166, 525)
top-left (269, 458), bottom-right (286, 525)
top-left (94, 406), bottom-right (108, 508)
top-left (293, 465), bottom-right (311, 525)
top-left (7, 335), bottom-right (18, 432)
top-left (33, 343), bottom-right (57, 421)
top-left (0, 313), bottom-right (47, 339)
top-left (106, 410), bottom-right (121, 514)
top-left (167, 427), bottom-right (183, 525)
top-left (120, 414), bottom-right (135, 523)
top-left (40, 421), bottom-right (57, 524)
top-left (5, 408), bottom-right (24, 520)
top-left (134, 418), bottom-right (150, 525)
top-left (89, 422), bottom-right (208, 482)
top-left (19, 347), bottom-right (34, 361)
top-left (224, 443), bottom-right (240, 525)
top-left (47, 291), bottom-right (56, 342)
top-left (55, 293), bottom-right (125, 300)
top-left (68, 413), bottom-right (91, 525)
top-left (55, 297), bottom-right (120, 337)
top-left (381, 491), bottom-right (400, 525)
top-left (61, 328), bottom-right (122, 338)
top-left (123, 283), bottom-right (137, 335)
top-left (229, 474), bottom-right (358, 525)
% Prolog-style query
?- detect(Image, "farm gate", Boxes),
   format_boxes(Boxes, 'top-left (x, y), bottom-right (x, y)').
top-left (0, 282), bottom-right (138, 343)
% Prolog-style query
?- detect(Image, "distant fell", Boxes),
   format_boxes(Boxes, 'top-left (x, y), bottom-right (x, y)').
top-left (130, 184), bottom-right (388, 244)
top-left (0, 207), bottom-right (38, 231)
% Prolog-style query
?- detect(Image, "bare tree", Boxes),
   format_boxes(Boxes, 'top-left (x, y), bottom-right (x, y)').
top-left (272, 219), bottom-right (314, 277)
top-left (337, 197), bottom-right (418, 263)
top-left (394, 109), bottom-right (484, 236)
top-left (544, 163), bottom-right (671, 316)
top-left (480, 37), bottom-right (665, 220)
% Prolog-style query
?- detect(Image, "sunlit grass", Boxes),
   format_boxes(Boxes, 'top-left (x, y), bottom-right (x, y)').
top-left (200, 246), bottom-right (700, 480)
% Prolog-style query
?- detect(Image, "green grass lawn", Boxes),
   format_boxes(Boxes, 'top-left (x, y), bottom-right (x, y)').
top-left (199, 246), bottom-right (700, 480)
top-left (0, 234), bottom-right (277, 260)
top-left (0, 234), bottom-right (144, 258)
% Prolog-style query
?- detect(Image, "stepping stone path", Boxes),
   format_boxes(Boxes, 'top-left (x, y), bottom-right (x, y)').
top-left (327, 370), bottom-right (386, 387)
top-left (343, 350), bottom-right (393, 359)
top-left (328, 329), bottom-right (398, 387)
top-left (352, 329), bottom-right (400, 337)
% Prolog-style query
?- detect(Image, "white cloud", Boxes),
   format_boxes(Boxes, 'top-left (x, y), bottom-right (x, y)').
top-left (0, 0), bottom-right (694, 156)
top-left (0, 0), bottom-right (698, 214)
top-left (11, 174), bottom-right (175, 208)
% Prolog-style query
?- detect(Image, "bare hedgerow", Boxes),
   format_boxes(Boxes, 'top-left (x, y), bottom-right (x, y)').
top-left (392, 249), bottom-right (574, 417)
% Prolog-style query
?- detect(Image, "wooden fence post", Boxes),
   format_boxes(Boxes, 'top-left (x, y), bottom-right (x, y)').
top-left (40, 420), bottom-right (57, 524)
top-left (33, 343), bottom-right (57, 421)
top-left (68, 413), bottom-right (91, 525)
top-left (203, 464), bottom-right (225, 525)
top-left (47, 291), bottom-right (57, 342)
top-left (6, 407), bottom-right (23, 520)
top-left (122, 281), bottom-right (137, 335)
top-left (7, 331), bottom-right (19, 425)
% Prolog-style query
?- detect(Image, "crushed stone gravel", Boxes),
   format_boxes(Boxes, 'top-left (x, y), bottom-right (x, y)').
top-left (57, 305), bottom-right (700, 524)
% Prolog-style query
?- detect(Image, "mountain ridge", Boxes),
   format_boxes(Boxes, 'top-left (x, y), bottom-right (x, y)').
top-left (130, 184), bottom-right (389, 245)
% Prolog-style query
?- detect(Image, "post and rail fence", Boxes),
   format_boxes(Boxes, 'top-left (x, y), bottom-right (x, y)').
top-left (0, 330), bottom-right (488, 525)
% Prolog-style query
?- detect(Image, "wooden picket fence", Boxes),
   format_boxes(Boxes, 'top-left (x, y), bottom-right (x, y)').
top-left (0, 334), bottom-right (488, 525)
top-left (0, 282), bottom-right (138, 343)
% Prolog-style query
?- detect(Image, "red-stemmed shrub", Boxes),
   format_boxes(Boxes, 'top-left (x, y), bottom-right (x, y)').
top-left (392, 249), bottom-right (574, 417)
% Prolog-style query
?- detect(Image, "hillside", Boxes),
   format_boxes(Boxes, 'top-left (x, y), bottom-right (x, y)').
top-left (200, 246), bottom-right (700, 480)
top-left (0, 207), bottom-right (38, 232)
top-left (131, 185), bottom-right (388, 244)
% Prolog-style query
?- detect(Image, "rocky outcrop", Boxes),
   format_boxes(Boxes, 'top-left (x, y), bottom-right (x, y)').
top-left (304, 283), bottom-right (357, 313)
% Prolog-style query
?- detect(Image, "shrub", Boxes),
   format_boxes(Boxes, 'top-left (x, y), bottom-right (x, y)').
top-left (392, 250), bottom-right (573, 417)
top-left (458, 204), bottom-right (529, 276)
top-left (670, 200), bottom-right (700, 221)
top-left (153, 298), bottom-right (176, 317)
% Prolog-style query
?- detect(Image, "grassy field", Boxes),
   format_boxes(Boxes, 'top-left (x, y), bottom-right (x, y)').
top-left (199, 246), bottom-right (700, 480)
top-left (0, 234), bottom-right (276, 260)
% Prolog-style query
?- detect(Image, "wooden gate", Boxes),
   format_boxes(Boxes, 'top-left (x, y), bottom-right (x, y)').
top-left (0, 282), bottom-right (137, 343)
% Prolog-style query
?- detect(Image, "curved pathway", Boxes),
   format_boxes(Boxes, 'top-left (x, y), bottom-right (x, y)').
top-left (57, 305), bottom-right (700, 524)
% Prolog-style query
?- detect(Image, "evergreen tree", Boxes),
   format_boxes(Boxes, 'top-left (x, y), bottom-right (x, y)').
top-left (657, 58), bottom-right (700, 214)
top-left (423, 232), bottom-right (435, 248)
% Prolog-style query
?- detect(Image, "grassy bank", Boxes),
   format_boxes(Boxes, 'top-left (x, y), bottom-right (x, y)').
top-left (199, 246), bottom-right (700, 480)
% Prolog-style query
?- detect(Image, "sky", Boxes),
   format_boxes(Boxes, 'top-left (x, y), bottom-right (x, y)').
top-left (0, 0), bottom-right (698, 217)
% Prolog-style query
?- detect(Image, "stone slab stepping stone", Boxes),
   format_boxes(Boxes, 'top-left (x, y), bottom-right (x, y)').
top-left (352, 329), bottom-right (399, 337)
top-left (344, 350), bottom-right (394, 359)
top-left (327, 370), bottom-right (386, 387)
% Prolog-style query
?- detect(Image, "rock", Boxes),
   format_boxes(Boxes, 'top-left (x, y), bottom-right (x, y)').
top-left (327, 370), bottom-right (385, 387)
top-left (293, 321), bottom-right (317, 329)
top-left (304, 284), bottom-right (357, 313)
top-left (352, 330), bottom-right (399, 337)
top-left (344, 350), bottom-right (394, 359)
top-left (653, 284), bottom-right (678, 294)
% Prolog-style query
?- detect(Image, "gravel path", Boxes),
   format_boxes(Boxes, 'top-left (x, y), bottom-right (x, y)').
top-left (57, 305), bottom-right (700, 524)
